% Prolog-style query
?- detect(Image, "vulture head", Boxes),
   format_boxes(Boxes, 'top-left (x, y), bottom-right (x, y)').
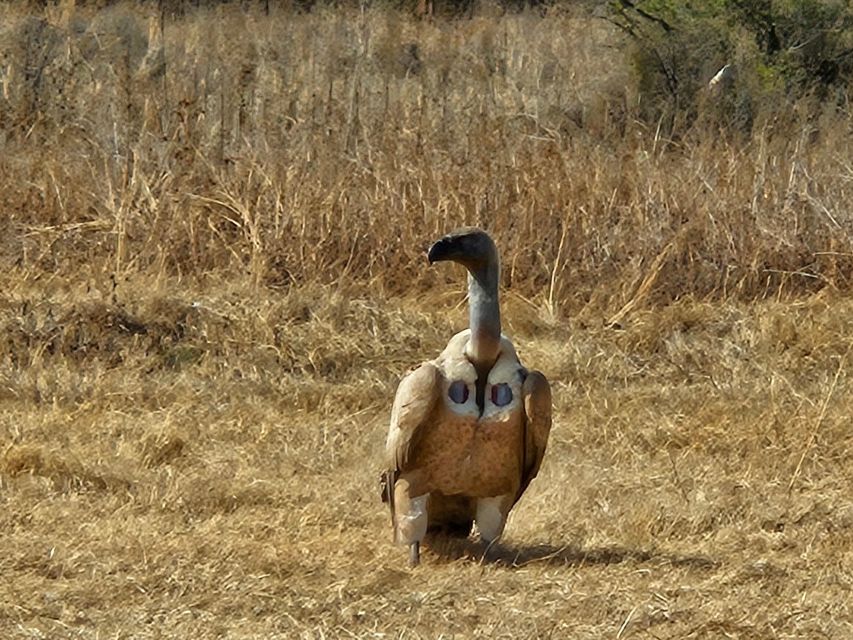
top-left (427, 227), bottom-right (498, 272)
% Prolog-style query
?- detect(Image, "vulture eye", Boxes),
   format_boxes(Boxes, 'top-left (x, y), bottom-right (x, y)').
top-left (491, 383), bottom-right (512, 407)
top-left (448, 380), bottom-right (469, 404)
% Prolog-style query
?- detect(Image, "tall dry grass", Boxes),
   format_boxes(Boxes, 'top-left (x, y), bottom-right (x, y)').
top-left (1, 0), bottom-right (852, 311)
top-left (1, 2), bottom-right (852, 639)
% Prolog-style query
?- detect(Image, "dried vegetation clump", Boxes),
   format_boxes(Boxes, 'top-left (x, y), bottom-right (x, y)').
top-left (0, 1), bottom-right (852, 638)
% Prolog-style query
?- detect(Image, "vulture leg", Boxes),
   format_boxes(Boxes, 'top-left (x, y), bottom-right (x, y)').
top-left (393, 478), bottom-right (428, 567)
top-left (475, 495), bottom-right (512, 544)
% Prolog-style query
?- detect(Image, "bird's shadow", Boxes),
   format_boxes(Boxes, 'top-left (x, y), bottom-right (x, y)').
top-left (425, 534), bottom-right (719, 571)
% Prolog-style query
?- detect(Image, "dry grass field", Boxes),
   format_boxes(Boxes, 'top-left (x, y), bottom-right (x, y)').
top-left (1, 1), bottom-right (852, 638)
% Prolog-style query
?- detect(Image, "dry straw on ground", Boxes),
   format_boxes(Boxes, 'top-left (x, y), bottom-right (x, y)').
top-left (0, 1), bottom-right (852, 638)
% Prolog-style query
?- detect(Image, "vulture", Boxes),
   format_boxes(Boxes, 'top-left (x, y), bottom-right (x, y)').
top-left (381, 228), bottom-right (552, 566)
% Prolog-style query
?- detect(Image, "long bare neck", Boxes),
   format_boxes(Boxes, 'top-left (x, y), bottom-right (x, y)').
top-left (467, 262), bottom-right (501, 374)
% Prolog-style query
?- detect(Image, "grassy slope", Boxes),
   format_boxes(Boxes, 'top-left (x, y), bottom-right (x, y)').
top-left (0, 2), bottom-right (852, 638)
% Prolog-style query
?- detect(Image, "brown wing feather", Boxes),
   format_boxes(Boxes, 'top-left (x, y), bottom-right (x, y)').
top-left (378, 362), bottom-right (440, 540)
top-left (380, 362), bottom-right (440, 538)
top-left (386, 362), bottom-right (441, 472)
top-left (515, 370), bottom-right (552, 504)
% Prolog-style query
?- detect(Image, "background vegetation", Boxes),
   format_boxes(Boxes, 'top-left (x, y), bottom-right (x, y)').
top-left (0, 0), bottom-right (851, 638)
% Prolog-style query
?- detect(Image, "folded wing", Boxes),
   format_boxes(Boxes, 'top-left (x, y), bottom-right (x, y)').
top-left (386, 363), bottom-right (441, 471)
top-left (515, 370), bottom-right (552, 504)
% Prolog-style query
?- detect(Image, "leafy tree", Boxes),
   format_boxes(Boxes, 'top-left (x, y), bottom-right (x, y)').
top-left (609, 0), bottom-right (853, 133)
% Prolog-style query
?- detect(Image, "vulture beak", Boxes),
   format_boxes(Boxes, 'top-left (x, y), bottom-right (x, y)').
top-left (427, 236), bottom-right (456, 264)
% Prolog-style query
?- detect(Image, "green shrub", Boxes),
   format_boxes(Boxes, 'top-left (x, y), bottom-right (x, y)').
top-left (611, 0), bottom-right (853, 134)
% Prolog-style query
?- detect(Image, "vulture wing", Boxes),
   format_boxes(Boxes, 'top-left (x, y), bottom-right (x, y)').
top-left (515, 370), bottom-right (552, 504)
top-left (381, 363), bottom-right (441, 507)
top-left (386, 362), bottom-right (441, 471)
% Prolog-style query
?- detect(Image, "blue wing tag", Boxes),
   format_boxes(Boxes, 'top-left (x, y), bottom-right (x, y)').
top-left (490, 383), bottom-right (512, 407)
top-left (448, 380), bottom-right (469, 404)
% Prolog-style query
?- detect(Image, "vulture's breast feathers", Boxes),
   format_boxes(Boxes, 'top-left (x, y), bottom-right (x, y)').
top-left (437, 330), bottom-right (525, 423)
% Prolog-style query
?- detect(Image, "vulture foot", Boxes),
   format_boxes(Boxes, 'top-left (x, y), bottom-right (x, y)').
top-left (409, 542), bottom-right (420, 567)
